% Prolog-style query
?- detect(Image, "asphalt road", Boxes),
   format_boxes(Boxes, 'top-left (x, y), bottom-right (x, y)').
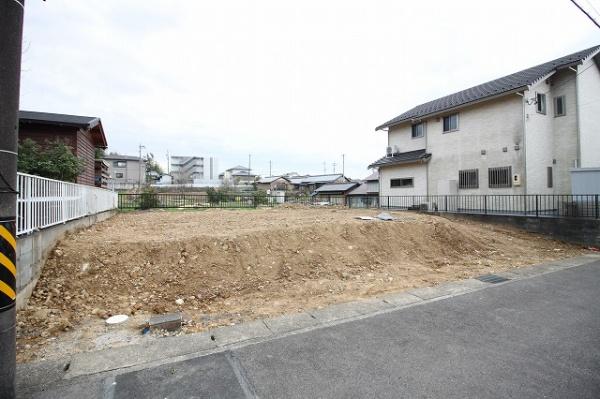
top-left (21, 260), bottom-right (600, 398)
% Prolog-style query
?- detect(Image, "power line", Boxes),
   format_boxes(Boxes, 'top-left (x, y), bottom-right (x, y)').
top-left (583, 0), bottom-right (600, 20)
top-left (570, 0), bottom-right (600, 29)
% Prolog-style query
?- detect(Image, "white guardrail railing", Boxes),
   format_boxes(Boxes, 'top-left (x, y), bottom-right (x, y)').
top-left (16, 172), bottom-right (118, 236)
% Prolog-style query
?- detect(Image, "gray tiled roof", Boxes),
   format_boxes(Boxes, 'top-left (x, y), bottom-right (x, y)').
top-left (257, 176), bottom-right (289, 184)
top-left (368, 149), bottom-right (431, 169)
top-left (226, 165), bottom-right (250, 171)
top-left (313, 182), bottom-right (358, 193)
top-left (289, 174), bottom-right (345, 185)
top-left (19, 110), bottom-right (100, 129)
top-left (364, 170), bottom-right (379, 181)
top-left (375, 46), bottom-right (600, 131)
top-left (104, 154), bottom-right (141, 161)
top-left (346, 183), bottom-right (368, 196)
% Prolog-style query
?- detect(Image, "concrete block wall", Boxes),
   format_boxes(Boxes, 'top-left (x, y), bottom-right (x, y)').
top-left (442, 213), bottom-right (600, 247)
top-left (16, 210), bottom-right (117, 310)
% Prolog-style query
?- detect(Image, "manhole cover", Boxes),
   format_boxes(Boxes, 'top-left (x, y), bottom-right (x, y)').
top-left (476, 274), bottom-right (510, 284)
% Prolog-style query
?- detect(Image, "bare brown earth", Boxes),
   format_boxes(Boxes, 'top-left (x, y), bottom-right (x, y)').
top-left (17, 207), bottom-right (588, 362)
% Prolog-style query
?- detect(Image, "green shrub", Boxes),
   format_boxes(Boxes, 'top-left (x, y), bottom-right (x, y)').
top-left (139, 187), bottom-right (159, 209)
top-left (253, 190), bottom-right (269, 206)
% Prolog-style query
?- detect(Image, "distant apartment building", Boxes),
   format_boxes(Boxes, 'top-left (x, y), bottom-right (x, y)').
top-left (104, 154), bottom-right (145, 189)
top-left (170, 155), bottom-right (219, 184)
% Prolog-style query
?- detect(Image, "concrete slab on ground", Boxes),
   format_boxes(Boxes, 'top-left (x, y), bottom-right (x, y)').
top-left (66, 331), bottom-right (217, 378)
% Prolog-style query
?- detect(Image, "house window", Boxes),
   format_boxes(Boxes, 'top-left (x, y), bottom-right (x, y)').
top-left (458, 169), bottom-right (479, 189)
top-left (547, 166), bottom-right (553, 188)
top-left (411, 122), bottom-right (425, 138)
top-left (442, 114), bottom-right (459, 132)
top-left (536, 93), bottom-right (546, 114)
top-left (113, 161), bottom-right (126, 168)
top-left (554, 95), bottom-right (565, 117)
top-left (390, 178), bottom-right (414, 188)
top-left (488, 166), bottom-right (512, 188)
top-left (115, 172), bottom-right (124, 178)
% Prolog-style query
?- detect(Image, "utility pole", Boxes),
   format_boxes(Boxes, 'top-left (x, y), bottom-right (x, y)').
top-left (342, 154), bottom-right (345, 177)
top-left (0, 1), bottom-right (24, 397)
top-left (248, 154), bottom-right (251, 173)
top-left (166, 150), bottom-right (170, 174)
top-left (138, 144), bottom-right (145, 188)
top-left (323, 161), bottom-right (326, 174)
top-left (269, 160), bottom-right (272, 177)
top-left (333, 162), bottom-right (336, 174)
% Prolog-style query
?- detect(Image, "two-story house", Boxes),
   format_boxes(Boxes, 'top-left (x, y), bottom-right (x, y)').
top-left (370, 46), bottom-right (600, 197)
top-left (104, 154), bottom-right (145, 190)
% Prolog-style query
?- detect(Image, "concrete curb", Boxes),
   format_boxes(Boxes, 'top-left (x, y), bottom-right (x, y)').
top-left (17, 254), bottom-right (600, 391)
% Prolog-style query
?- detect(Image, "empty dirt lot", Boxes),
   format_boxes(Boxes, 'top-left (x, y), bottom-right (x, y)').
top-left (17, 207), bottom-right (589, 362)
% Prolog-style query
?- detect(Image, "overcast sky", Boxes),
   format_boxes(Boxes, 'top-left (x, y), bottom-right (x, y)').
top-left (19, 0), bottom-right (600, 179)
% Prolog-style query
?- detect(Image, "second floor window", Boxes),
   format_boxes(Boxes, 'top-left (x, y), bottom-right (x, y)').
top-left (411, 122), bottom-right (425, 138)
top-left (442, 114), bottom-right (459, 133)
top-left (113, 161), bottom-right (126, 168)
top-left (536, 93), bottom-right (546, 114)
top-left (115, 172), bottom-right (124, 178)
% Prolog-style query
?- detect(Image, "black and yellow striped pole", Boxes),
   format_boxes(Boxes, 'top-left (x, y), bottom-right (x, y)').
top-left (0, 0), bottom-right (24, 397)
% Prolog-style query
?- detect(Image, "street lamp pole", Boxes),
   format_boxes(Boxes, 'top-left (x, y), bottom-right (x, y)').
top-left (138, 144), bottom-right (145, 188)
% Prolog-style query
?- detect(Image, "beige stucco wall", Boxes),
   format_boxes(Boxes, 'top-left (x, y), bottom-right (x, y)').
top-left (578, 52), bottom-right (600, 168)
top-left (379, 163), bottom-right (427, 197)
top-left (426, 94), bottom-right (525, 195)
top-left (388, 124), bottom-right (427, 153)
top-left (550, 69), bottom-right (579, 194)
top-left (524, 77), bottom-right (556, 194)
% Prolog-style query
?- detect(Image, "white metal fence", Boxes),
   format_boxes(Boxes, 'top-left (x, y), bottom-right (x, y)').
top-left (16, 173), bottom-right (118, 236)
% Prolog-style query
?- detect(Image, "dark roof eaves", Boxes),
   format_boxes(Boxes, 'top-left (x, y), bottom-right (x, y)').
top-left (368, 153), bottom-right (431, 169)
top-left (375, 86), bottom-right (527, 131)
top-left (375, 46), bottom-right (600, 131)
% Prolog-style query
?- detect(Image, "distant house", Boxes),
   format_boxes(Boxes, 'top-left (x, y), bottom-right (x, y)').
top-left (256, 176), bottom-right (293, 191)
top-left (311, 182), bottom-right (359, 205)
top-left (347, 171), bottom-right (379, 208)
top-left (18, 110), bottom-right (108, 186)
top-left (220, 165), bottom-right (257, 187)
top-left (104, 154), bottom-right (145, 190)
top-left (289, 174), bottom-right (351, 194)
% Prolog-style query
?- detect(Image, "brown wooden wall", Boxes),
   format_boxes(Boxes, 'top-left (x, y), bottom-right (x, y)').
top-left (75, 129), bottom-right (97, 186)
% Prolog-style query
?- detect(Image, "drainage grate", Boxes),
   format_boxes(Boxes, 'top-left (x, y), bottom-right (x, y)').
top-left (476, 274), bottom-right (511, 284)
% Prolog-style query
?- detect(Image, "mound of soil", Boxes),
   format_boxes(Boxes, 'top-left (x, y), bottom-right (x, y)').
top-left (17, 208), bottom-right (586, 362)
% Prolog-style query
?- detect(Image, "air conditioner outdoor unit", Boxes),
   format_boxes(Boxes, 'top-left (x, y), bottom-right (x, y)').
top-left (512, 173), bottom-right (521, 186)
top-left (386, 146), bottom-right (393, 156)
